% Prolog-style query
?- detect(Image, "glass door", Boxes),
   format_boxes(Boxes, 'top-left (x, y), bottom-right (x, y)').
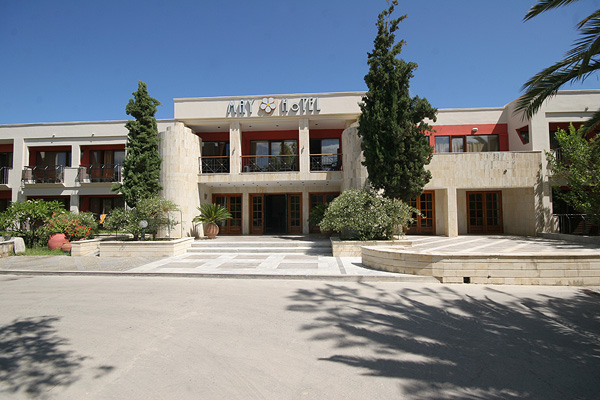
top-left (467, 191), bottom-right (503, 234)
top-left (213, 194), bottom-right (242, 234)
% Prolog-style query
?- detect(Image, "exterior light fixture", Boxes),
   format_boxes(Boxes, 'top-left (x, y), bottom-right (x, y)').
top-left (471, 128), bottom-right (478, 133)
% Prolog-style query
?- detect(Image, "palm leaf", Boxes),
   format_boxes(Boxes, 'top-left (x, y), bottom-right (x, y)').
top-left (524, 0), bottom-right (583, 21)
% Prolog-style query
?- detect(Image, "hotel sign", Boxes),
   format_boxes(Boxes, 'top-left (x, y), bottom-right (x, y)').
top-left (226, 97), bottom-right (320, 117)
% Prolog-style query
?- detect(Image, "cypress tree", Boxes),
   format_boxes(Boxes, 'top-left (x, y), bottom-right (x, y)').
top-left (113, 81), bottom-right (162, 207)
top-left (358, 0), bottom-right (437, 202)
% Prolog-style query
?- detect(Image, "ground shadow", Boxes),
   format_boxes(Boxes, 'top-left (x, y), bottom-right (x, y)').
top-left (287, 284), bottom-right (600, 399)
top-left (0, 316), bottom-right (112, 397)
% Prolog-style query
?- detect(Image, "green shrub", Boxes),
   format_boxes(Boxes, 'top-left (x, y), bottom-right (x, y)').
top-left (319, 189), bottom-right (415, 240)
top-left (104, 196), bottom-right (179, 240)
top-left (41, 211), bottom-right (98, 241)
top-left (0, 200), bottom-right (65, 247)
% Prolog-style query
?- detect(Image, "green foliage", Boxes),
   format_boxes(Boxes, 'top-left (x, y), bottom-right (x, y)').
top-left (517, 0), bottom-right (600, 134)
top-left (113, 81), bottom-right (163, 208)
top-left (104, 196), bottom-right (179, 240)
top-left (358, 0), bottom-right (437, 202)
top-left (192, 203), bottom-right (232, 225)
top-left (319, 189), bottom-right (415, 240)
top-left (0, 200), bottom-right (65, 247)
top-left (41, 211), bottom-right (98, 241)
top-left (308, 203), bottom-right (329, 228)
top-left (546, 124), bottom-right (600, 226)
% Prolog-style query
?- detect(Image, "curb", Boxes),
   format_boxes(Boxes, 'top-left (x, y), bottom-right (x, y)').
top-left (0, 269), bottom-right (441, 283)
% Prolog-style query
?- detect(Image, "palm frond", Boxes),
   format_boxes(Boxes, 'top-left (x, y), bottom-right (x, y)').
top-left (581, 108), bottom-right (600, 134)
top-left (524, 0), bottom-right (583, 21)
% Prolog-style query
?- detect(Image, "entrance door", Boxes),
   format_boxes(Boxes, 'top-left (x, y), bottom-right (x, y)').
top-left (467, 191), bottom-right (503, 234)
top-left (252, 193), bottom-right (303, 234)
top-left (407, 191), bottom-right (435, 234)
top-left (250, 194), bottom-right (263, 234)
top-left (213, 194), bottom-right (242, 234)
top-left (264, 195), bottom-right (287, 234)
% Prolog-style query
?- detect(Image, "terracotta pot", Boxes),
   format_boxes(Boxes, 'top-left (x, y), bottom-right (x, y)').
top-left (61, 241), bottom-right (72, 252)
top-left (204, 223), bottom-right (219, 239)
top-left (48, 233), bottom-right (68, 250)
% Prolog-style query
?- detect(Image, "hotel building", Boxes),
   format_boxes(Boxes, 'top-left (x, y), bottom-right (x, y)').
top-left (0, 90), bottom-right (598, 237)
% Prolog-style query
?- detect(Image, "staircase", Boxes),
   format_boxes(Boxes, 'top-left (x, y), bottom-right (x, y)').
top-left (187, 235), bottom-right (333, 256)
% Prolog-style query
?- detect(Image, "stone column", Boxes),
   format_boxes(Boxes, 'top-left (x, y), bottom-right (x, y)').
top-left (302, 191), bottom-right (310, 234)
top-left (11, 138), bottom-right (25, 202)
top-left (159, 122), bottom-right (201, 238)
top-left (445, 187), bottom-right (459, 237)
top-left (230, 121), bottom-right (241, 175)
top-left (299, 119), bottom-right (310, 176)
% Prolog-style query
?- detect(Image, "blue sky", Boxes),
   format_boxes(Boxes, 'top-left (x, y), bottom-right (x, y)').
top-left (1, 0), bottom-right (599, 124)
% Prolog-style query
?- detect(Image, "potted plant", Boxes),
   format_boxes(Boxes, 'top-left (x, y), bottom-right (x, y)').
top-left (192, 203), bottom-right (232, 239)
top-left (42, 211), bottom-right (98, 250)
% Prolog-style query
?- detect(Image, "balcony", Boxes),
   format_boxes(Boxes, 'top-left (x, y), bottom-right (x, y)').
top-left (0, 167), bottom-right (10, 185)
top-left (22, 165), bottom-right (65, 184)
top-left (242, 155), bottom-right (299, 173)
top-left (310, 153), bottom-right (342, 171)
top-left (200, 156), bottom-right (230, 174)
top-left (77, 164), bottom-right (123, 183)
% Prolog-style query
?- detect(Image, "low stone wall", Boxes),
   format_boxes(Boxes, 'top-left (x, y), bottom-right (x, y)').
top-left (70, 238), bottom-right (102, 256)
top-left (99, 237), bottom-right (194, 257)
top-left (0, 241), bottom-right (14, 257)
top-left (331, 237), bottom-right (412, 257)
top-left (539, 233), bottom-right (600, 246)
top-left (362, 246), bottom-right (600, 286)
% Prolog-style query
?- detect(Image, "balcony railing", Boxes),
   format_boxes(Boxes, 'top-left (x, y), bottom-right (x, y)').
top-left (310, 154), bottom-right (342, 171)
top-left (554, 214), bottom-right (598, 235)
top-left (200, 156), bottom-right (230, 174)
top-left (77, 164), bottom-right (123, 183)
top-left (22, 165), bottom-right (65, 184)
top-left (242, 155), bottom-right (299, 172)
top-left (0, 167), bottom-right (9, 185)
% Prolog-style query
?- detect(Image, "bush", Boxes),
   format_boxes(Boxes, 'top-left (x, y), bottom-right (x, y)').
top-left (319, 189), bottom-right (415, 240)
top-left (41, 211), bottom-right (98, 241)
top-left (0, 200), bottom-right (65, 247)
top-left (104, 196), bottom-right (179, 240)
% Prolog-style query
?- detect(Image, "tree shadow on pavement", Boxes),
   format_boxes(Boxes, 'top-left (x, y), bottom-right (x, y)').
top-left (287, 284), bottom-right (600, 399)
top-left (0, 316), bottom-right (112, 397)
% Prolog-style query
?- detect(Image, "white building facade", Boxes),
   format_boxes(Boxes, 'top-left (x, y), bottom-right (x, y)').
top-left (1, 90), bottom-right (597, 237)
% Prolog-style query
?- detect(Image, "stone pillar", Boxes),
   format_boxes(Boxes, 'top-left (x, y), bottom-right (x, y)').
top-left (159, 122), bottom-right (201, 238)
top-left (70, 192), bottom-right (79, 212)
top-left (445, 188), bottom-right (458, 237)
top-left (302, 191), bottom-right (310, 234)
top-left (11, 138), bottom-right (25, 203)
top-left (71, 143), bottom-right (81, 168)
top-left (230, 121), bottom-right (241, 175)
top-left (299, 119), bottom-right (310, 175)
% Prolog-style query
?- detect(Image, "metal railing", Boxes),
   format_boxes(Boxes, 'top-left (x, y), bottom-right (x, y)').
top-left (0, 167), bottom-right (9, 185)
top-left (310, 154), bottom-right (342, 171)
top-left (77, 164), bottom-right (123, 183)
top-left (200, 156), bottom-right (230, 174)
top-left (242, 155), bottom-right (299, 172)
top-left (22, 165), bottom-right (65, 184)
top-left (554, 214), bottom-right (597, 235)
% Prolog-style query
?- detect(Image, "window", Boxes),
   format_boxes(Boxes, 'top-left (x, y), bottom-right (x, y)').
top-left (246, 140), bottom-right (298, 172)
top-left (36, 151), bottom-right (71, 167)
top-left (202, 141), bottom-right (229, 157)
top-left (90, 150), bottom-right (125, 166)
top-left (0, 152), bottom-right (12, 168)
top-left (434, 135), bottom-right (499, 153)
top-left (84, 197), bottom-right (125, 217)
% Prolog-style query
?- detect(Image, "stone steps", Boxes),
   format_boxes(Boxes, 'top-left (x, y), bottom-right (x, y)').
top-left (188, 239), bottom-right (332, 255)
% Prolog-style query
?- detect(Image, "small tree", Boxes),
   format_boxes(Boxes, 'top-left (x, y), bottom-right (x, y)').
top-left (113, 81), bottom-right (162, 208)
top-left (546, 125), bottom-right (600, 227)
top-left (0, 200), bottom-right (65, 247)
top-left (358, 0), bottom-right (437, 202)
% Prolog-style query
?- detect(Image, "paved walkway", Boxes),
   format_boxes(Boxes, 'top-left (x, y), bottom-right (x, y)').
top-left (0, 235), bottom-right (598, 281)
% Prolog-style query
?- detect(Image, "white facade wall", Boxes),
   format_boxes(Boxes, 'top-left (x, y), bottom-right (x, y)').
top-left (1, 90), bottom-right (599, 237)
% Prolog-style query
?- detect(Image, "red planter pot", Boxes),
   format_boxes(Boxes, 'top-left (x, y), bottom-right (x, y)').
top-left (48, 233), bottom-right (69, 250)
top-left (204, 223), bottom-right (219, 239)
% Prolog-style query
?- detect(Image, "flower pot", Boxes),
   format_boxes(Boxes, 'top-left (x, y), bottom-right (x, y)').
top-left (48, 233), bottom-right (68, 250)
top-left (204, 223), bottom-right (219, 239)
top-left (61, 241), bottom-right (72, 253)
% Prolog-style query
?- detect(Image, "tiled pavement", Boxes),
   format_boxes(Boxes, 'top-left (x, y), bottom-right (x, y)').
top-left (0, 235), bottom-right (598, 281)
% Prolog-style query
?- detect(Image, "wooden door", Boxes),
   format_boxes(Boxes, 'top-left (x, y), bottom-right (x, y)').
top-left (407, 191), bottom-right (436, 235)
top-left (287, 194), bottom-right (302, 234)
top-left (467, 191), bottom-right (503, 234)
top-left (213, 194), bottom-right (242, 234)
top-left (250, 194), bottom-right (263, 234)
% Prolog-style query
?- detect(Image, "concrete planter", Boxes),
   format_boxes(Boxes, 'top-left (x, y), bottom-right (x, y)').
top-left (330, 236), bottom-right (412, 257)
top-left (99, 237), bottom-right (194, 257)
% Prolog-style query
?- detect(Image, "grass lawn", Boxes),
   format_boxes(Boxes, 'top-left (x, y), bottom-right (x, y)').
top-left (17, 247), bottom-right (68, 256)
